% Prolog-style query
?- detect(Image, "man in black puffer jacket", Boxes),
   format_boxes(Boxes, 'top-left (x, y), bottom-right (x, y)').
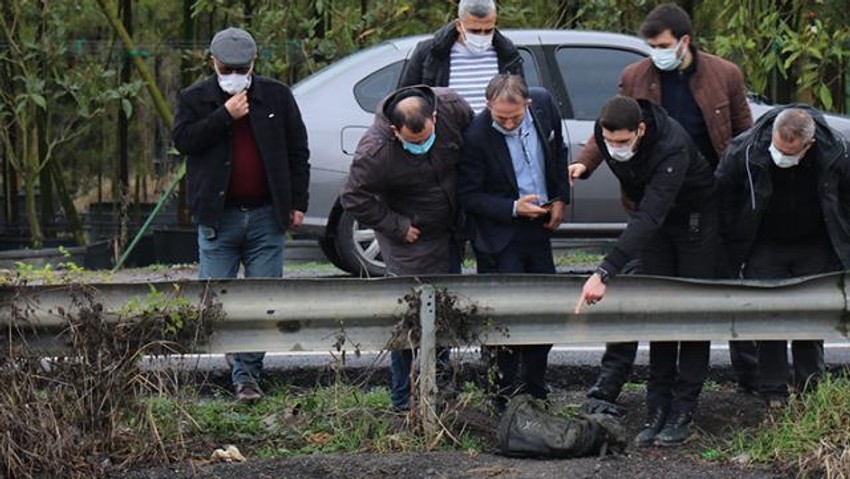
top-left (716, 105), bottom-right (850, 408)
top-left (574, 96), bottom-right (720, 448)
top-left (399, 0), bottom-right (522, 115)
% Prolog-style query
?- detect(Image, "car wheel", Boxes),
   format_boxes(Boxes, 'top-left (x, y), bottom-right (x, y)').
top-left (319, 234), bottom-right (346, 271)
top-left (334, 210), bottom-right (387, 277)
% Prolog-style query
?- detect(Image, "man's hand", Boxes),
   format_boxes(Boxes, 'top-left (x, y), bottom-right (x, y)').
top-left (544, 200), bottom-right (566, 231)
top-left (575, 273), bottom-right (607, 314)
top-left (405, 225), bottom-right (421, 243)
top-left (568, 163), bottom-right (588, 186)
top-left (289, 210), bottom-right (304, 229)
top-left (224, 91), bottom-right (250, 119)
top-left (516, 194), bottom-right (548, 219)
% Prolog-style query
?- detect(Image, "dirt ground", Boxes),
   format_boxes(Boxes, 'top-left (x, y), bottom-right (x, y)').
top-left (114, 365), bottom-right (788, 479)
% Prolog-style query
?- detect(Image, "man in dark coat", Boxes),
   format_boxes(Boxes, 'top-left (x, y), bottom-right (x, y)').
top-left (172, 27), bottom-right (310, 404)
top-left (574, 96), bottom-right (719, 447)
top-left (458, 74), bottom-right (569, 413)
top-left (399, 0), bottom-right (522, 114)
top-left (570, 2), bottom-right (757, 406)
top-left (716, 105), bottom-right (850, 407)
top-left (340, 85), bottom-right (474, 411)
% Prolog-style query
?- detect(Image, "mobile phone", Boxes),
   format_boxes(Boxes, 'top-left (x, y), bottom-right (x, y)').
top-left (540, 198), bottom-right (558, 207)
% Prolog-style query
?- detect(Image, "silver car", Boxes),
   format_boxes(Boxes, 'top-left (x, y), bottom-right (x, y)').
top-left (293, 29), bottom-right (850, 276)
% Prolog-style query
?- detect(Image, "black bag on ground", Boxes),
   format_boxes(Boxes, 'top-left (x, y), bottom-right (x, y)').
top-left (497, 395), bottom-right (626, 458)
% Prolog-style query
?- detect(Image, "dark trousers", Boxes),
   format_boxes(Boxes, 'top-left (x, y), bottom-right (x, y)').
top-left (589, 259), bottom-right (641, 402)
top-left (488, 221), bottom-right (556, 403)
top-left (591, 264), bottom-right (759, 402)
top-left (743, 236), bottom-right (840, 398)
top-left (379, 231), bottom-right (455, 410)
top-left (729, 340), bottom-right (759, 390)
top-left (641, 209), bottom-right (718, 415)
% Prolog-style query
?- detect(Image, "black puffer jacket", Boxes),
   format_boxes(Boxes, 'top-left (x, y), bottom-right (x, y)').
top-left (596, 99), bottom-right (715, 276)
top-left (399, 22), bottom-right (523, 87)
top-left (715, 104), bottom-right (850, 273)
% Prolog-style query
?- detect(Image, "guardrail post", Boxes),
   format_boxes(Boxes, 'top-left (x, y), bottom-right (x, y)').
top-left (417, 284), bottom-right (437, 433)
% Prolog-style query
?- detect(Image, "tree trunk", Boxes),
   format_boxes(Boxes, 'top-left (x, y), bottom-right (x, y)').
top-left (24, 124), bottom-right (43, 248)
top-left (243, 0), bottom-right (254, 27)
top-left (117, 0), bottom-right (132, 252)
top-left (51, 161), bottom-right (85, 246)
top-left (2, 118), bottom-right (20, 234)
top-left (177, 0), bottom-right (194, 226)
top-left (36, 0), bottom-right (54, 239)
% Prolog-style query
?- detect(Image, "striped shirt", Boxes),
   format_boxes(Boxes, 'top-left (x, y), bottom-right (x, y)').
top-left (448, 42), bottom-right (499, 113)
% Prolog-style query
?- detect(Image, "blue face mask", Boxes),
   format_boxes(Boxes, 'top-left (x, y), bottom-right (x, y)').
top-left (401, 132), bottom-right (436, 156)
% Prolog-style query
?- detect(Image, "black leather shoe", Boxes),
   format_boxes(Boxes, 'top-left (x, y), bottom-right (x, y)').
top-left (654, 411), bottom-right (694, 447)
top-left (634, 407), bottom-right (668, 447)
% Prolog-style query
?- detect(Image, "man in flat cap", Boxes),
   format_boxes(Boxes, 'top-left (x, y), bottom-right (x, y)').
top-left (173, 27), bottom-right (310, 404)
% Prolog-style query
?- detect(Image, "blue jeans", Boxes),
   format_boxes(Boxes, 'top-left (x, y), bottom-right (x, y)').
top-left (198, 204), bottom-right (284, 387)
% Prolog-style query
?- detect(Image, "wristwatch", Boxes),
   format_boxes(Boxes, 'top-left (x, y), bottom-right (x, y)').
top-left (594, 266), bottom-right (611, 285)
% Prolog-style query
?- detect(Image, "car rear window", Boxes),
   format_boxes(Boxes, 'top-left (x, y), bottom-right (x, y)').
top-left (353, 60), bottom-right (406, 113)
top-left (555, 46), bottom-right (644, 120)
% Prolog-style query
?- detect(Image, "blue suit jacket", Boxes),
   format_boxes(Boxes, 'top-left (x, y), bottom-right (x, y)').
top-left (458, 87), bottom-right (570, 255)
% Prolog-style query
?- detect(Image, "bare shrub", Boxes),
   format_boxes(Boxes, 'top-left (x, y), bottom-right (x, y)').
top-left (0, 282), bottom-right (219, 478)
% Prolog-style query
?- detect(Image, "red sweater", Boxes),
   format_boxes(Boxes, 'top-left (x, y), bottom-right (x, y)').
top-left (228, 117), bottom-right (269, 199)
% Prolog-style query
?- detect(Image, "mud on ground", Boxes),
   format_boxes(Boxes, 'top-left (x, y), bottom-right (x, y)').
top-left (114, 364), bottom-right (788, 479)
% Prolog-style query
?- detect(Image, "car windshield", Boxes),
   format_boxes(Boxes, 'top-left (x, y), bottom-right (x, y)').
top-left (293, 42), bottom-right (398, 95)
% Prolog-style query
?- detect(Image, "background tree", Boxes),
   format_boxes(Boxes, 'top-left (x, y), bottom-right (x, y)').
top-left (0, 0), bottom-right (139, 247)
top-left (1, 0), bottom-right (848, 250)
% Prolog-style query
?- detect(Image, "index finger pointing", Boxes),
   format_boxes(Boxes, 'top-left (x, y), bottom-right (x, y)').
top-left (574, 293), bottom-right (587, 315)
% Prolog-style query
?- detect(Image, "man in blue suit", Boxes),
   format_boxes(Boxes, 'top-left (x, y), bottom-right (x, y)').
top-left (458, 74), bottom-right (569, 412)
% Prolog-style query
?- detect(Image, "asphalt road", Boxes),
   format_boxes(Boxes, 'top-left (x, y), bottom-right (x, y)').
top-left (149, 342), bottom-right (850, 376)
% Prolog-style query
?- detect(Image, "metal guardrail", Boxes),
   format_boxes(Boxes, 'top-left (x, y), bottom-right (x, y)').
top-left (3, 272), bottom-right (849, 429)
top-left (4, 272), bottom-right (849, 348)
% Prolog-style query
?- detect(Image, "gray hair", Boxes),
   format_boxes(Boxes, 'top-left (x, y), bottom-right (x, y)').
top-left (485, 74), bottom-right (528, 104)
top-left (773, 108), bottom-right (815, 144)
top-left (458, 0), bottom-right (496, 19)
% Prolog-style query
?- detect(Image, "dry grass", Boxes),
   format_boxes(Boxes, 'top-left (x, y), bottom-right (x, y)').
top-left (0, 281), bottom-right (218, 478)
top-left (728, 373), bottom-right (850, 478)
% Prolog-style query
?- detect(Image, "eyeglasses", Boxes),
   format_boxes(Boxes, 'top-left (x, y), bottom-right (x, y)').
top-left (218, 65), bottom-right (251, 75)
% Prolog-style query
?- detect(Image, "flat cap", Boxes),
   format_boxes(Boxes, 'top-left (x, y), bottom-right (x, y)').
top-left (210, 27), bottom-right (257, 67)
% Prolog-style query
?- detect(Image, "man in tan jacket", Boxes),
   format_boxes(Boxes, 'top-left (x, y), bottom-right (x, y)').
top-left (571, 3), bottom-right (756, 417)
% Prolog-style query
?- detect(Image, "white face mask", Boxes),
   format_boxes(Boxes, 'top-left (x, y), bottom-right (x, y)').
top-left (650, 40), bottom-right (684, 71)
top-left (461, 24), bottom-right (493, 54)
top-left (769, 143), bottom-right (803, 168)
top-left (605, 135), bottom-right (638, 162)
top-left (217, 69), bottom-right (252, 95)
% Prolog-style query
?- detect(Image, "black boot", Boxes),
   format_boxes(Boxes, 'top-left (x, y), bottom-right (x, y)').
top-left (654, 410), bottom-right (694, 447)
top-left (634, 407), bottom-right (668, 447)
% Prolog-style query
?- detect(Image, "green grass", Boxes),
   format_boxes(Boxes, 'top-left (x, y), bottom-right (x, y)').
top-left (6, 260), bottom-right (114, 284)
top-left (622, 382), bottom-right (646, 392)
top-left (702, 380), bottom-right (721, 392)
top-left (144, 382), bottom-right (484, 458)
top-left (554, 250), bottom-right (603, 268)
top-left (724, 373), bottom-right (850, 477)
top-left (284, 261), bottom-right (344, 273)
